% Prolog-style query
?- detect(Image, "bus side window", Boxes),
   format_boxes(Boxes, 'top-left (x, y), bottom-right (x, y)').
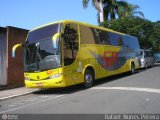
top-left (96, 30), bottom-right (110, 45)
top-left (80, 25), bottom-right (97, 44)
top-left (80, 25), bottom-right (113, 45)
top-left (63, 24), bottom-right (79, 66)
top-left (108, 32), bottom-right (118, 46)
top-left (123, 36), bottom-right (140, 50)
top-left (117, 37), bottom-right (124, 46)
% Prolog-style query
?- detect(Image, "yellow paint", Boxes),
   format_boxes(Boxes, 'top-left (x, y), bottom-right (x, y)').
top-left (105, 53), bottom-right (112, 57)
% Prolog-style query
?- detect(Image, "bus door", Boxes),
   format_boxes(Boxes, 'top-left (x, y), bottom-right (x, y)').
top-left (63, 23), bottom-right (80, 86)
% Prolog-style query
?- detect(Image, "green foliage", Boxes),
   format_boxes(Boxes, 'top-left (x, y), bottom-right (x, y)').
top-left (82, 0), bottom-right (144, 22)
top-left (99, 17), bottom-right (160, 52)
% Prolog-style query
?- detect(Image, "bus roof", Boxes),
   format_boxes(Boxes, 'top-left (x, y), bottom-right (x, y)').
top-left (30, 20), bottom-right (126, 36)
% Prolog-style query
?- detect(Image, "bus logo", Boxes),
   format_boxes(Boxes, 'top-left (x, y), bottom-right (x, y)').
top-left (37, 76), bottom-right (40, 80)
top-left (89, 48), bottom-right (127, 70)
top-left (103, 51), bottom-right (118, 67)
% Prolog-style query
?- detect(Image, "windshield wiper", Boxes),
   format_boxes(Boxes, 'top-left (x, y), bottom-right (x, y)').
top-left (36, 44), bottom-right (49, 71)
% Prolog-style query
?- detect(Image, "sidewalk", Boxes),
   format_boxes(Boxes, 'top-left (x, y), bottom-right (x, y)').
top-left (0, 87), bottom-right (39, 101)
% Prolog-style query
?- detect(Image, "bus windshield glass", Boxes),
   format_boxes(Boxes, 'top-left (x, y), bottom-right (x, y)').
top-left (24, 23), bottom-right (61, 72)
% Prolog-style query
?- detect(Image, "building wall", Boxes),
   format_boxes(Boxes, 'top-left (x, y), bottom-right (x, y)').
top-left (0, 27), bottom-right (7, 85)
top-left (7, 26), bottom-right (29, 86)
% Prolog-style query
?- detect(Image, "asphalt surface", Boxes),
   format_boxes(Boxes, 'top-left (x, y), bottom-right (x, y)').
top-left (0, 64), bottom-right (160, 115)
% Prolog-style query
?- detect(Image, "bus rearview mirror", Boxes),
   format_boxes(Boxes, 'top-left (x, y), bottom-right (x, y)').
top-left (12, 44), bottom-right (23, 58)
top-left (52, 33), bottom-right (61, 49)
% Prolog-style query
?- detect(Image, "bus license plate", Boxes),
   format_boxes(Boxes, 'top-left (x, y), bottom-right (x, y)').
top-left (36, 83), bottom-right (43, 87)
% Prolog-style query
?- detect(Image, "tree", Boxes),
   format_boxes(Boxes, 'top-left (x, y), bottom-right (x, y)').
top-left (82, 0), bottom-right (104, 22)
top-left (82, 0), bottom-right (144, 23)
top-left (118, 4), bottom-right (144, 18)
top-left (103, 0), bottom-right (129, 20)
top-left (151, 21), bottom-right (160, 52)
top-left (82, 0), bottom-right (130, 22)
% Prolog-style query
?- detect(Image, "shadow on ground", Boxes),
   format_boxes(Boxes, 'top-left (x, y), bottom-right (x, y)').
top-left (33, 68), bottom-right (147, 95)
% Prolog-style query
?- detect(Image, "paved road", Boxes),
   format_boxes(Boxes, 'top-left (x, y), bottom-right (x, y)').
top-left (0, 65), bottom-right (160, 114)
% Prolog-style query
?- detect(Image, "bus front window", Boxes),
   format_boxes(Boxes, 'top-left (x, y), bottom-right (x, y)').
top-left (24, 23), bottom-right (62, 72)
top-left (24, 38), bottom-right (61, 72)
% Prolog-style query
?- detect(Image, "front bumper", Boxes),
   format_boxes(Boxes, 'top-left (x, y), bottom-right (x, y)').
top-left (25, 77), bottom-right (67, 88)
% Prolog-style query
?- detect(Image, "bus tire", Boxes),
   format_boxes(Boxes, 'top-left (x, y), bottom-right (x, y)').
top-left (84, 69), bottom-right (94, 88)
top-left (131, 62), bottom-right (135, 74)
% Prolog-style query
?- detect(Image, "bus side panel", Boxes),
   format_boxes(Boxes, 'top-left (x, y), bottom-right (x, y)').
top-left (63, 62), bottom-right (84, 86)
top-left (78, 44), bottom-right (127, 80)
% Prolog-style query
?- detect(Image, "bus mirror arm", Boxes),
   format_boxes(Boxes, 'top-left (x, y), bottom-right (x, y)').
top-left (12, 43), bottom-right (23, 58)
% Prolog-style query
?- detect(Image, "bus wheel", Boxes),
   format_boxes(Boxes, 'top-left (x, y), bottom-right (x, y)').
top-left (131, 63), bottom-right (135, 74)
top-left (84, 69), bottom-right (94, 88)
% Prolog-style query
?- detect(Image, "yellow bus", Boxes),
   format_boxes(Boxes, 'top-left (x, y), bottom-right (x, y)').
top-left (12, 20), bottom-right (140, 88)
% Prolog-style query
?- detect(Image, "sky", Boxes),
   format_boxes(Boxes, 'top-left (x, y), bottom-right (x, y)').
top-left (0, 0), bottom-right (160, 30)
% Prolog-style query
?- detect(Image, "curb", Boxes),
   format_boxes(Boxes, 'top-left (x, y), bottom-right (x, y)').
top-left (0, 90), bottom-right (39, 101)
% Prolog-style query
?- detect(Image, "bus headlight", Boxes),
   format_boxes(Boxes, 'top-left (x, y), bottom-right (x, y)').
top-left (49, 73), bottom-right (62, 79)
top-left (140, 59), bottom-right (144, 63)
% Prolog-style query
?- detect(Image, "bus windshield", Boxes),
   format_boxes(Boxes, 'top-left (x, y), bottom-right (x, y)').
top-left (24, 23), bottom-right (61, 72)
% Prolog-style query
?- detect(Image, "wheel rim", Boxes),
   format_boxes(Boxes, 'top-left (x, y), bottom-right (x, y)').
top-left (85, 74), bottom-right (92, 84)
